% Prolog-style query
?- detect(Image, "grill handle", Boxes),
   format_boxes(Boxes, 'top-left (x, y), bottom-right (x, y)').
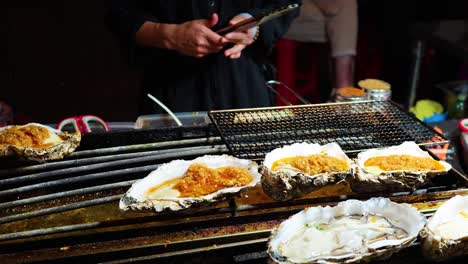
top-left (264, 80), bottom-right (311, 106)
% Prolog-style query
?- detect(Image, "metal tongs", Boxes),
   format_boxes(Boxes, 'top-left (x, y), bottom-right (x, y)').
top-left (147, 94), bottom-right (183, 127)
top-left (265, 80), bottom-right (311, 106)
top-left (216, 3), bottom-right (300, 35)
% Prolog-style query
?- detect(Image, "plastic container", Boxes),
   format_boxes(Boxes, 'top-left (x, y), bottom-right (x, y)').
top-left (135, 112), bottom-right (210, 129)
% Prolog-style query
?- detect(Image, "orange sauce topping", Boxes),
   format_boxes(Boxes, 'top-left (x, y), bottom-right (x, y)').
top-left (149, 163), bottom-right (253, 198)
top-left (0, 125), bottom-right (53, 149)
top-left (271, 155), bottom-right (349, 175)
top-left (336, 87), bottom-right (366, 97)
top-left (364, 155), bottom-right (445, 171)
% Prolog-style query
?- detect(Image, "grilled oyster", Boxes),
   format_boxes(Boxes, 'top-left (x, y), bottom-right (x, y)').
top-left (268, 197), bottom-right (426, 264)
top-left (351, 141), bottom-right (451, 193)
top-left (120, 155), bottom-right (261, 212)
top-left (0, 123), bottom-right (81, 161)
top-left (420, 195), bottom-right (468, 261)
top-left (261, 142), bottom-right (353, 201)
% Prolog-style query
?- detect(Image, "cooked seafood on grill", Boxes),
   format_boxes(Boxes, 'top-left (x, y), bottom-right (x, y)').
top-left (120, 155), bottom-right (261, 212)
top-left (268, 197), bottom-right (426, 264)
top-left (233, 109), bottom-right (295, 124)
top-left (261, 142), bottom-right (353, 201)
top-left (420, 195), bottom-right (468, 261)
top-left (351, 141), bottom-right (451, 193)
top-left (0, 123), bottom-right (81, 161)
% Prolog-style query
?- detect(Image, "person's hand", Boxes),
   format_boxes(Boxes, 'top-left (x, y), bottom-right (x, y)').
top-left (170, 13), bottom-right (226, 58)
top-left (222, 15), bottom-right (257, 59)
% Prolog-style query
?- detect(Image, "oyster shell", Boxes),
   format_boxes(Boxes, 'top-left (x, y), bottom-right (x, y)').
top-left (268, 197), bottom-right (426, 264)
top-left (120, 155), bottom-right (261, 212)
top-left (0, 123), bottom-right (81, 161)
top-left (261, 142), bottom-right (353, 201)
top-left (351, 141), bottom-right (451, 193)
top-left (420, 195), bottom-right (468, 261)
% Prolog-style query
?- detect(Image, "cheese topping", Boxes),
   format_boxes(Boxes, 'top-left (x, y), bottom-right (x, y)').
top-left (364, 155), bottom-right (445, 172)
top-left (147, 163), bottom-right (253, 198)
top-left (0, 125), bottom-right (61, 149)
top-left (272, 154), bottom-right (349, 175)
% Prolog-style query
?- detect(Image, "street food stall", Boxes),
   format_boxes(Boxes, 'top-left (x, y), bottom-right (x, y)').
top-left (0, 101), bottom-right (467, 263)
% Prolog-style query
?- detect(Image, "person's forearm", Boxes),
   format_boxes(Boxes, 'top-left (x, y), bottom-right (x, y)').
top-left (334, 55), bottom-right (354, 88)
top-left (322, 0), bottom-right (358, 57)
top-left (135, 21), bottom-right (177, 50)
top-left (135, 15), bottom-right (223, 58)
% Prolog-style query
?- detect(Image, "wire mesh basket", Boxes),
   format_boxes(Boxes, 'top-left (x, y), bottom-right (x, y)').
top-left (209, 101), bottom-right (448, 160)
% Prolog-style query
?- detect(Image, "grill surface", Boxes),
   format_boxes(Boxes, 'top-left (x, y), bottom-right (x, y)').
top-left (0, 110), bottom-right (467, 263)
top-left (209, 101), bottom-right (448, 159)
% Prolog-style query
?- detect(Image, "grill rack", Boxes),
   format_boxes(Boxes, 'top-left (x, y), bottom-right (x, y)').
top-left (209, 101), bottom-right (448, 159)
top-left (0, 108), bottom-right (466, 263)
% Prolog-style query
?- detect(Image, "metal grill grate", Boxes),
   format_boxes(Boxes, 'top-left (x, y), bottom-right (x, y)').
top-left (209, 101), bottom-right (448, 159)
top-left (0, 122), bottom-right (466, 263)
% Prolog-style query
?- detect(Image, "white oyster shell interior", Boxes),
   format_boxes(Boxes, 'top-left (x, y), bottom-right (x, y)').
top-left (269, 197), bottom-right (426, 263)
top-left (426, 195), bottom-right (468, 241)
top-left (120, 155), bottom-right (261, 211)
top-left (263, 142), bottom-right (352, 172)
top-left (357, 141), bottom-right (451, 175)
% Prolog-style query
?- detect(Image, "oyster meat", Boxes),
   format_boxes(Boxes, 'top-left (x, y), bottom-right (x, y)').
top-left (261, 142), bottom-right (353, 201)
top-left (351, 141), bottom-right (451, 193)
top-left (420, 195), bottom-right (468, 261)
top-left (0, 123), bottom-right (81, 161)
top-left (268, 197), bottom-right (426, 264)
top-left (120, 155), bottom-right (261, 212)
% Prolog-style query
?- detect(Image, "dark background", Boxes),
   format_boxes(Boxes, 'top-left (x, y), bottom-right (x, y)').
top-left (1, 1), bottom-right (468, 124)
top-left (1, 1), bottom-right (141, 124)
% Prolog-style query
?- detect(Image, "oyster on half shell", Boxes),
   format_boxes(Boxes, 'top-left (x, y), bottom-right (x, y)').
top-left (261, 142), bottom-right (353, 201)
top-left (268, 197), bottom-right (426, 264)
top-left (120, 155), bottom-right (261, 212)
top-left (420, 195), bottom-right (468, 261)
top-left (0, 123), bottom-right (81, 161)
top-left (351, 141), bottom-right (451, 193)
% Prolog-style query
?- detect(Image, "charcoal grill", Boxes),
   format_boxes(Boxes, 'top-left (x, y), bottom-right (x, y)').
top-left (1, 102), bottom-right (467, 264)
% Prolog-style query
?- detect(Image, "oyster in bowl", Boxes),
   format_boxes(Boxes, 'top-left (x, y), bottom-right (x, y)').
top-left (261, 142), bottom-right (353, 201)
top-left (351, 141), bottom-right (451, 193)
top-left (420, 195), bottom-right (468, 261)
top-left (0, 123), bottom-right (81, 161)
top-left (268, 197), bottom-right (426, 263)
top-left (120, 155), bottom-right (261, 212)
